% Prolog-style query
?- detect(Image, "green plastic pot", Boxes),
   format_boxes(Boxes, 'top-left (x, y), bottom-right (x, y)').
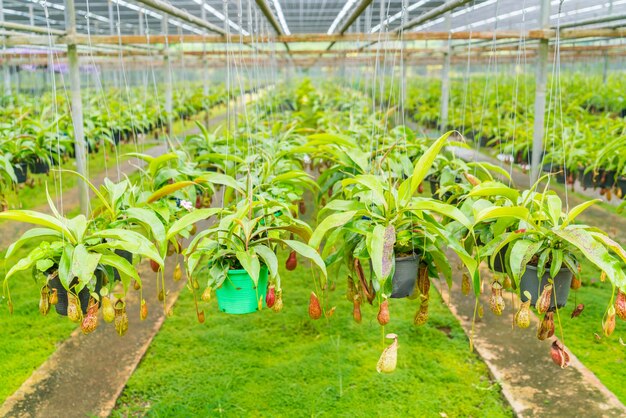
top-left (216, 266), bottom-right (269, 314)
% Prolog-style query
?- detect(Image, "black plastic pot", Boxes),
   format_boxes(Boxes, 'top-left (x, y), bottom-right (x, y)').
top-left (113, 249), bottom-right (133, 281)
top-left (519, 265), bottom-right (573, 310)
top-left (491, 244), bottom-right (509, 274)
top-left (12, 162), bottom-right (27, 184)
top-left (391, 254), bottom-right (420, 298)
top-left (48, 270), bottom-right (103, 316)
top-left (599, 170), bottom-right (617, 188)
top-left (28, 158), bottom-right (50, 175)
top-left (112, 129), bottom-right (123, 145)
top-left (543, 164), bottom-right (567, 184)
top-left (428, 176), bottom-right (459, 203)
top-left (578, 167), bottom-right (596, 189)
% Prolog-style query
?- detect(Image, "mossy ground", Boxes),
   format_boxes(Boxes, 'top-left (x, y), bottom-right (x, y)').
top-left (112, 254), bottom-right (512, 417)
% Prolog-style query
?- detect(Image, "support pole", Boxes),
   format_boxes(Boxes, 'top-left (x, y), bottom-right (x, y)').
top-left (108, 0), bottom-right (118, 88)
top-left (602, 0), bottom-right (614, 84)
top-left (531, 0), bottom-right (550, 183)
top-left (65, 0), bottom-right (89, 214)
top-left (400, 0), bottom-right (408, 123)
top-left (0, 0), bottom-right (11, 98)
top-left (439, 13), bottom-right (451, 132)
top-left (162, 17), bottom-right (173, 137)
top-left (201, 5), bottom-right (210, 128)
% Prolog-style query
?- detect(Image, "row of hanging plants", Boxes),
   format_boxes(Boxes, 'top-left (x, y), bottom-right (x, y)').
top-left (1, 80), bottom-right (625, 372)
top-left (372, 74), bottom-right (626, 204)
top-left (0, 84), bottom-right (230, 209)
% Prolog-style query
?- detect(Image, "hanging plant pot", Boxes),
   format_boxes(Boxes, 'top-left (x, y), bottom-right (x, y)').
top-left (600, 169), bottom-right (616, 188)
top-left (578, 167), bottom-right (595, 189)
top-left (543, 165), bottom-right (568, 184)
top-left (113, 249), bottom-right (133, 282)
top-left (112, 129), bottom-right (123, 145)
top-left (519, 265), bottom-right (573, 310)
top-left (216, 266), bottom-right (269, 314)
top-left (491, 243), bottom-right (509, 274)
top-left (28, 158), bottom-right (50, 175)
top-left (48, 270), bottom-right (103, 316)
top-left (427, 176), bottom-right (459, 203)
top-left (391, 253), bottom-right (420, 299)
top-left (12, 162), bottom-right (28, 184)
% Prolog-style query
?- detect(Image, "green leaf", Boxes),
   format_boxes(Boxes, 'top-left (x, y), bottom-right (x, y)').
top-left (195, 172), bottom-right (245, 194)
top-left (369, 225), bottom-right (385, 282)
top-left (148, 153), bottom-right (179, 177)
top-left (167, 208), bottom-right (221, 241)
top-left (59, 244), bottom-right (74, 290)
top-left (99, 253), bottom-right (140, 292)
top-left (90, 229), bottom-right (163, 267)
top-left (236, 250), bottom-right (260, 285)
top-left (399, 131), bottom-right (453, 203)
top-left (66, 215), bottom-right (88, 242)
top-left (588, 232), bottom-right (626, 263)
top-left (6, 228), bottom-right (62, 259)
top-left (550, 248), bottom-right (563, 278)
top-left (307, 133), bottom-right (355, 148)
top-left (146, 181), bottom-right (196, 203)
top-left (553, 228), bottom-right (626, 288)
top-left (5, 246), bottom-right (47, 280)
top-left (474, 206), bottom-right (530, 224)
top-left (562, 199), bottom-right (601, 228)
top-left (0, 210), bottom-right (75, 244)
top-left (467, 181), bottom-right (520, 202)
top-left (509, 239), bottom-right (534, 281)
top-left (254, 245), bottom-right (279, 280)
top-left (36, 259), bottom-right (54, 272)
top-left (309, 211), bottom-right (357, 249)
top-left (409, 199), bottom-right (472, 230)
top-left (545, 195), bottom-right (562, 226)
top-left (124, 207), bottom-right (167, 246)
top-left (342, 175), bottom-right (387, 209)
top-left (71, 244), bottom-right (101, 285)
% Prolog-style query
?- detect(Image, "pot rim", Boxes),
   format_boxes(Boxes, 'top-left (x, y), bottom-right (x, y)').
top-left (524, 264), bottom-right (571, 274)
top-left (227, 265), bottom-right (269, 275)
top-left (394, 253), bottom-right (420, 262)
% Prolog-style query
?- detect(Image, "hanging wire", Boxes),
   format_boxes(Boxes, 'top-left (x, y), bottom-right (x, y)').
top-left (41, 1), bottom-right (64, 218)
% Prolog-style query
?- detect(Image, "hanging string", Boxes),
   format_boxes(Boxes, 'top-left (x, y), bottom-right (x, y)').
top-left (41, 1), bottom-right (64, 218)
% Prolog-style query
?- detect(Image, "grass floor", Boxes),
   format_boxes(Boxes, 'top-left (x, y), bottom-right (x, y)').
top-left (112, 255), bottom-right (512, 417)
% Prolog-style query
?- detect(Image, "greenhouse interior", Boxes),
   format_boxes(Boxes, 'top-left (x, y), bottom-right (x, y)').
top-left (0, 0), bottom-right (625, 416)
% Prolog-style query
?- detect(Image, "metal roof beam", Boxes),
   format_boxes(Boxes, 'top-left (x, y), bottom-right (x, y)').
top-left (255, 0), bottom-right (284, 35)
top-left (556, 13), bottom-right (626, 30)
top-left (132, 0), bottom-right (227, 36)
top-left (337, 0), bottom-right (373, 35)
top-left (254, 0), bottom-right (291, 52)
top-left (0, 20), bottom-right (64, 35)
top-left (394, 0), bottom-right (473, 33)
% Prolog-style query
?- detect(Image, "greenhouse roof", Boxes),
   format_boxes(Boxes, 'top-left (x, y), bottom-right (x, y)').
top-left (1, 0), bottom-right (625, 38)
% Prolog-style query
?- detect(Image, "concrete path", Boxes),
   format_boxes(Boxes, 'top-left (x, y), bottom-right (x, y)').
top-left (438, 263), bottom-right (626, 417)
top-left (0, 105), bottom-right (235, 418)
